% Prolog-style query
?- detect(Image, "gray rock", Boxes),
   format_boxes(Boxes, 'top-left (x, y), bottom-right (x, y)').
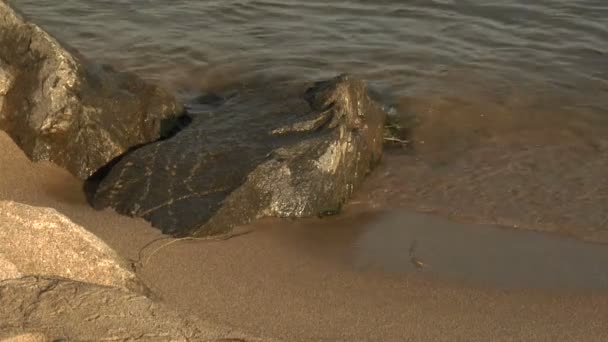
top-left (92, 75), bottom-right (386, 236)
top-left (0, 1), bottom-right (185, 179)
top-left (0, 201), bottom-right (143, 292)
top-left (0, 277), bottom-right (272, 342)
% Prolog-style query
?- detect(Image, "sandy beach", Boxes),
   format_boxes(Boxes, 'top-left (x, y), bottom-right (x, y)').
top-left (4, 0), bottom-right (608, 340)
top-left (2, 130), bottom-right (607, 341)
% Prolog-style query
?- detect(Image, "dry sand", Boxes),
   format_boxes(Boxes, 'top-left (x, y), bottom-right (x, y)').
top-left (1, 130), bottom-right (607, 341)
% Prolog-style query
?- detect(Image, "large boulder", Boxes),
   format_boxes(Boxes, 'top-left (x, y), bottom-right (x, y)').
top-left (91, 75), bottom-right (386, 236)
top-left (0, 201), bottom-right (143, 292)
top-left (0, 1), bottom-right (185, 179)
top-left (0, 277), bottom-right (271, 342)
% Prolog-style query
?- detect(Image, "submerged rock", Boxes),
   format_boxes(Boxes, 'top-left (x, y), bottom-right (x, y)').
top-left (0, 1), bottom-right (184, 179)
top-left (0, 201), bottom-right (143, 292)
top-left (92, 75), bottom-right (386, 236)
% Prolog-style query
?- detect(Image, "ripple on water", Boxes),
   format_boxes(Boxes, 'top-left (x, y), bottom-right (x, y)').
top-left (10, 0), bottom-right (608, 240)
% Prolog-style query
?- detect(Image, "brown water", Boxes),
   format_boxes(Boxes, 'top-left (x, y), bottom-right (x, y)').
top-left (12, 1), bottom-right (608, 240)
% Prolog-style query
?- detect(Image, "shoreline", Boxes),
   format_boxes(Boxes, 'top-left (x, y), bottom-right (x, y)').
top-left (2, 130), bottom-right (608, 341)
top-left (3, 1), bottom-right (608, 339)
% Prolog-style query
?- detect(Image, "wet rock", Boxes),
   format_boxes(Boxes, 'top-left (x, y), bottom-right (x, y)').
top-left (0, 201), bottom-right (143, 292)
top-left (0, 1), bottom-right (184, 179)
top-left (92, 75), bottom-right (386, 236)
top-left (0, 277), bottom-right (270, 342)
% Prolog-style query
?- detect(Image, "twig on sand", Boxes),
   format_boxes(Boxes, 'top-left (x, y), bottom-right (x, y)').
top-left (133, 230), bottom-right (253, 270)
top-left (408, 240), bottom-right (430, 270)
top-left (408, 240), bottom-right (418, 257)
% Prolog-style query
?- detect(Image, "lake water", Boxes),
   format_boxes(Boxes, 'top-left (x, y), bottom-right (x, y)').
top-left (13, 0), bottom-right (608, 242)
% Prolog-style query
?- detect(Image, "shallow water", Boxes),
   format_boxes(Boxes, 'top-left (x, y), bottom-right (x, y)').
top-left (276, 210), bottom-right (608, 289)
top-left (12, 0), bottom-right (608, 238)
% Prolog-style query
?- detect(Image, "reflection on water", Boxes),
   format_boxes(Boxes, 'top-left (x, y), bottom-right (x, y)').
top-left (277, 209), bottom-right (608, 289)
top-left (11, 0), bottom-right (608, 238)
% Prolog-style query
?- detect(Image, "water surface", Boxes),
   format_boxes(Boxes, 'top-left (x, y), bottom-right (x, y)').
top-left (14, 1), bottom-right (608, 102)
top-left (13, 0), bottom-right (608, 239)
top-left (277, 210), bottom-right (608, 289)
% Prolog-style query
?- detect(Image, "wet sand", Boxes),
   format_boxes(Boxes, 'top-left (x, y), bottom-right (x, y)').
top-left (2, 130), bottom-right (608, 341)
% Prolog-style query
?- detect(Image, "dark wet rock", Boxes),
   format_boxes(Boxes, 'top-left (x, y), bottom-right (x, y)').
top-left (0, 1), bottom-right (184, 179)
top-left (0, 277), bottom-right (271, 342)
top-left (91, 75), bottom-right (386, 237)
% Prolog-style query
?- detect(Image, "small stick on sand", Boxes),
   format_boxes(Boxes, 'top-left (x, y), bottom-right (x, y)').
top-left (409, 240), bottom-right (430, 270)
top-left (134, 230), bottom-right (253, 269)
